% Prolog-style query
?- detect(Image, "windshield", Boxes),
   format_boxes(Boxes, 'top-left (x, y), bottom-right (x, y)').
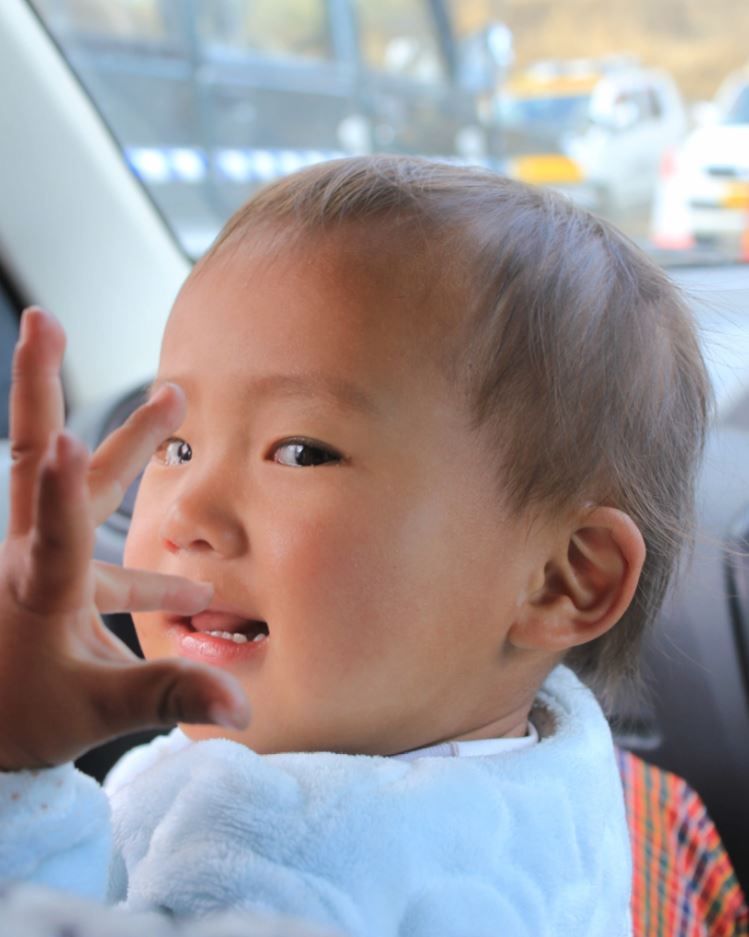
top-left (28, 0), bottom-right (749, 266)
top-left (497, 93), bottom-right (591, 131)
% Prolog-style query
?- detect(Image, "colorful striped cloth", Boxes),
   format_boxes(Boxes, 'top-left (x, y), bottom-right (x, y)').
top-left (616, 748), bottom-right (749, 936)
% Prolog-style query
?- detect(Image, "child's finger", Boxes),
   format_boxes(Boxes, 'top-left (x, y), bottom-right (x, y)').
top-left (94, 562), bottom-right (213, 615)
top-left (21, 432), bottom-right (94, 615)
top-left (8, 308), bottom-right (66, 538)
top-left (100, 659), bottom-right (251, 735)
top-left (87, 383), bottom-right (186, 524)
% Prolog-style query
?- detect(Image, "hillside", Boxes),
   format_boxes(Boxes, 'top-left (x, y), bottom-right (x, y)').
top-left (458, 0), bottom-right (749, 102)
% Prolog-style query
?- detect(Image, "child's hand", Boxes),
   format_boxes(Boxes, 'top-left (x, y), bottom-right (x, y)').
top-left (0, 308), bottom-right (250, 772)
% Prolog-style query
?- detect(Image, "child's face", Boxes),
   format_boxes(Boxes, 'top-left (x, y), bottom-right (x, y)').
top-left (125, 232), bottom-right (548, 755)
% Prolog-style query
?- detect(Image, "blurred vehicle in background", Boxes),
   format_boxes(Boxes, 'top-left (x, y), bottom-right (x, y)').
top-left (496, 57), bottom-right (686, 219)
top-left (651, 64), bottom-right (749, 254)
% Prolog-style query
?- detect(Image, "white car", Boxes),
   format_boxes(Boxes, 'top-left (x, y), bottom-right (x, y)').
top-left (496, 58), bottom-right (686, 217)
top-left (651, 66), bottom-right (749, 250)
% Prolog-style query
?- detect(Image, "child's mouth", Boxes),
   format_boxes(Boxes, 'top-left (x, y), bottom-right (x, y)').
top-left (165, 610), bottom-right (270, 665)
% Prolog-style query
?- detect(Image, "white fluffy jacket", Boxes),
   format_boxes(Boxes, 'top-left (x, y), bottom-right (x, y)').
top-left (0, 667), bottom-right (633, 937)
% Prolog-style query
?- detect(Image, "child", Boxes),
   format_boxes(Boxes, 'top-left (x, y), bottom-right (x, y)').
top-left (0, 156), bottom-right (710, 936)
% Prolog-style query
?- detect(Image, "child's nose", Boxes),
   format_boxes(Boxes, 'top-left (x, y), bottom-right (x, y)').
top-left (158, 480), bottom-right (247, 558)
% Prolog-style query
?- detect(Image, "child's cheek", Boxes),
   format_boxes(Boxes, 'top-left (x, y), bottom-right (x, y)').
top-left (265, 503), bottom-right (405, 651)
top-left (123, 491), bottom-right (158, 571)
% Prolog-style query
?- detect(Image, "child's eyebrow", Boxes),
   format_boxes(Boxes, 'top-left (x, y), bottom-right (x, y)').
top-left (147, 372), bottom-right (380, 417)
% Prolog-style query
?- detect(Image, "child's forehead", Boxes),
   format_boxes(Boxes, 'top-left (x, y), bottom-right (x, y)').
top-left (171, 225), bottom-right (465, 364)
top-left (159, 229), bottom-right (466, 412)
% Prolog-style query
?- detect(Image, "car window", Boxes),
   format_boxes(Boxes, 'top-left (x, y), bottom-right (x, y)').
top-left (618, 89), bottom-right (653, 124)
top-left (28, 0), bottom-right (749, 268)
top-left (497, 91), bottom-right (592, 131)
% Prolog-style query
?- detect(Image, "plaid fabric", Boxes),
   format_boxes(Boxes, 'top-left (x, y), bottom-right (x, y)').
top-left (616, 748), bottom-right (749, 937)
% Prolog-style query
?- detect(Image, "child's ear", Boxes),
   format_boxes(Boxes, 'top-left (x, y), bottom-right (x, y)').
top-left (509, 507), bottom-right (646, 652)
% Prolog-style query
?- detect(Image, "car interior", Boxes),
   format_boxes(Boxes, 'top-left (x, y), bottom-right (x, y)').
top-left (1, 0), bottom-right (749, 931)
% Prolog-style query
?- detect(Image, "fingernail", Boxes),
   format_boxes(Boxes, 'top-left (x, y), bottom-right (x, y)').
top-left (193, 581), bottom-right (214, 604)
top-left (46, 432), bottom-right (74, 469)
top-left (150, 382), bottom-right (184, 406)
top-left (20, 306), bottom-right (40, 341)
top-left (149, 384), bottom-right (170, 404)
top-left (20, 307), bottom-right (59, 347)
top-left (209, 703), bottom-right (249, 730)
top-left (55, 431), bottom-right (84, 466)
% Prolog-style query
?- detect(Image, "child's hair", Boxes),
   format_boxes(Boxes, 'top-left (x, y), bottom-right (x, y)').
top-left (200, 155), bottom-right (711, 704)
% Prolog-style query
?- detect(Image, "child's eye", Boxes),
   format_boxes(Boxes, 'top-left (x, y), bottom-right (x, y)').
top-left (155, 437), bottom-right (193, 467)
top-left (272, 439), bottom-right (342, 468)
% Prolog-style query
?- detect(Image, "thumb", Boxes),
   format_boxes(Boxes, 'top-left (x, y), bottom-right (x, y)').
top-left (107, 660), bottom-right (251, 734)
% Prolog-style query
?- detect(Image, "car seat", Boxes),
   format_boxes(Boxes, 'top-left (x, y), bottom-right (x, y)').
top-left (609, 427), bottom-right (749, 891)
top-left (618, 747), bottom-right (748, 936)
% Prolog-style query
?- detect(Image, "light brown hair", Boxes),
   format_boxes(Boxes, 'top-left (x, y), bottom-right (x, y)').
top-left (202, 155), bottom-right (711, 702)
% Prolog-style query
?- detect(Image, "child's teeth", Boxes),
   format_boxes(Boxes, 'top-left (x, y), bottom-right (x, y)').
top-left (206, 630), bottom-right (249, 644)
top-left (204, 630), bottom-right (267, 645)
